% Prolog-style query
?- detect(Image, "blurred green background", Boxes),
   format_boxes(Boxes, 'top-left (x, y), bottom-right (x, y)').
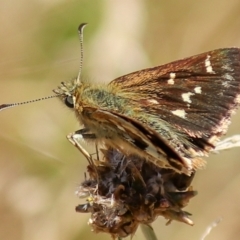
top-left (1, 0), bottom-right (240, 239)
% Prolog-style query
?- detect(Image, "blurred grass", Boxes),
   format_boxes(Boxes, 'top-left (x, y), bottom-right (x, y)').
top-left (1, 0), bottom-right (240, 240)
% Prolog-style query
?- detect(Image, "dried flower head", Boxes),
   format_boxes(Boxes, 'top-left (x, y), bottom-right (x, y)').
top-left (76, 146), bottom-right (197, 239)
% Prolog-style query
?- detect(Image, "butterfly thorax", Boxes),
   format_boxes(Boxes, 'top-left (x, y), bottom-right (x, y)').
top-left (75, 83), bottom-right (129, 113)
top-left (73, 82), bottom-right (143, 135)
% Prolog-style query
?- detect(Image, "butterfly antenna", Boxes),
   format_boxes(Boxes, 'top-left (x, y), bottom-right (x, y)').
top-left (76, 23), bottom-right (88, 85)
top-left (0, 95), bottom-right (58, 111)
top-left (1, 23), bottom-right (88, 112)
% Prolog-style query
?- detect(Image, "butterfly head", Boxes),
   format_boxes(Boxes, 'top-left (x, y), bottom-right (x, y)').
top-left (53, 23), bottom-right (87, 110)
top-left (53, 79), bottom-right (81, 109)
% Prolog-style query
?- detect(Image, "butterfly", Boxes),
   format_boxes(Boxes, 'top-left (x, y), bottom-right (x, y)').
top-left (53, 24), bottom-right (240, 175)
top-left (2, 24), bottom-right (240, 175)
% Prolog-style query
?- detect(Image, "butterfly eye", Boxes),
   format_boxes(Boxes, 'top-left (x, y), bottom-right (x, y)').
top-left (65, 96), bottom-right (74, 108)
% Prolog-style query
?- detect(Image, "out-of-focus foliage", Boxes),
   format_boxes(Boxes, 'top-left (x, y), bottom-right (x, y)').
top-left (1, 1), bottom-right (240, 240)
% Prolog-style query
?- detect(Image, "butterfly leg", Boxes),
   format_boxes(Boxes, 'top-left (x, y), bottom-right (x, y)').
top-left (67, 128), bottom-right (96, 164)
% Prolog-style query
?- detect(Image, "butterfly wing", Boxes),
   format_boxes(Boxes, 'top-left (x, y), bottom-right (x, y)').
top-left (109, 48), bottom-right (240, 151)
top-left (81, 107), bottom-right (204, 174)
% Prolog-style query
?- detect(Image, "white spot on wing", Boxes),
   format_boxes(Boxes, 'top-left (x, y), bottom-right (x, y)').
top-left (171, 109), bottom-right (186, 119)
top-left (205, 55), bottom-right (215, 73)
top-left (223, 73), bottom-right (234, 81)
top-left (222, 73), bottom-right (234, 88)
top-left (222, 65), bottom-right (232, 71)
top-left (167, 73), bottom-right (176, 85)
top-left (147, 99), bottom-right (159, 104)
top-left (194, 86), bottom-right (202, 94)
top-left (182, 92), bottom-right (194, 103)
top-left (222, 81), bottom-right (229, 88)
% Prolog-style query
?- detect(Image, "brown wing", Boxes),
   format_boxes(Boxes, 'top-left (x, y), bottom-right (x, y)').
top-left (109, 48), bottom-right (240, 145)
top-left (82, 107), bottom-right (199, 174)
